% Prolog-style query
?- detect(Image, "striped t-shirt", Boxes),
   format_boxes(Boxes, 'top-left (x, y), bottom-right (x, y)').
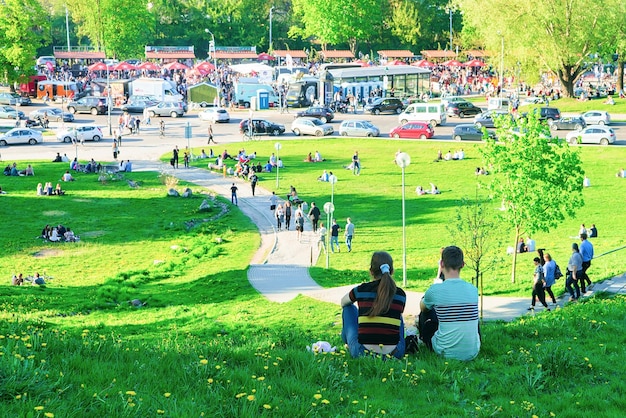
top-left (423, 278), bottom-right (480, 361)
top-left (349, 281), bottom-right (406, 346)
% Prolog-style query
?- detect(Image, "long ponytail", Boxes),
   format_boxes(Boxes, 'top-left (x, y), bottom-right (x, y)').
top-left (368, 251), bottom-right (397, 317)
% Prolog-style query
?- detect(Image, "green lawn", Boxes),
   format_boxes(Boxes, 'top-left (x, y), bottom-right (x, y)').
top-left (1, 145), bottom-right (626, 416)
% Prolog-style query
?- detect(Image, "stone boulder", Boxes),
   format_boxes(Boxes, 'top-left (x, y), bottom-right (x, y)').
top-left (182, 187), bottom-right (193, 198)
top-left (199, 199), bottom-right (211, 212)
top-left (168, 188), bottom-right (180, 197)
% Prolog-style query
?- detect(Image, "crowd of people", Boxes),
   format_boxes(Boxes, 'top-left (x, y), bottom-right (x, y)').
top-left (11, 272), bottom-right (47, 286)
top-left (40, 224), bottom-right (79, 242)
top-left (3, 163), bottom-right (35, 176)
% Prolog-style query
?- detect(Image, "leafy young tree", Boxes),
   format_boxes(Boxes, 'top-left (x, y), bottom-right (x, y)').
top-left (387, 0), bottom-right (421, 46)
top-left (459, 0), bottom-right (615, 97)
top-left (478, 114), bottom-right (584, 283)
top-left (0, 0), bottom-right (49, 85)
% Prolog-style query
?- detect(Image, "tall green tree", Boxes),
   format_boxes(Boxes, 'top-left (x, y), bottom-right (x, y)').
top-left (478, 114), bottom-right (584, 283)
top-left (289, 0), bottom-right (384, 54)
top-left (460, 0), bottom-right (615, 97)
top-left (0, 0), bottom-right (49, 85)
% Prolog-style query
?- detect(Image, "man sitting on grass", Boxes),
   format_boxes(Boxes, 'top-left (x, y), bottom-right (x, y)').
top-left (418, 246), bottom-right (481, 361)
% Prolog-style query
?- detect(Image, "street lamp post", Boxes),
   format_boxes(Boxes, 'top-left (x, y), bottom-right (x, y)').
top-left (269, 6), bottom-right (275, 52)
top-left (395, 152), bottom-right (411, 287)
top-left (205, 28), bottom-right (220, 106)
top-left (107, 64), bottom-right (112, 135)
top-left (274, 142), bottom-right (282, 188)
top-left (329, 174), bottom-right (337, 204)
top-left (323, 202), bottom-right (335, 269)
top-left (448, 8), bottom-right (453, 52)
top-left (499, 33), bottom-right (505, 97)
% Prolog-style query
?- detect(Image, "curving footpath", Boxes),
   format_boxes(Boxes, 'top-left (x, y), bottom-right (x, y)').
top-left (135, 161), bottom-right (626, 322)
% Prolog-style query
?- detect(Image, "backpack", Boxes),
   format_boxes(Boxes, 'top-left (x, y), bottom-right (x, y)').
top-left (554, 263), bottom-right (563, 280)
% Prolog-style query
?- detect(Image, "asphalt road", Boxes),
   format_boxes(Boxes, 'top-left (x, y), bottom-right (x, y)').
top-left (2, 101), bottom-right (625, 163)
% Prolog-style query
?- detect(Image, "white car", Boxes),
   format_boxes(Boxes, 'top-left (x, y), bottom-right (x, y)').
top-left (580, 110), bottom-right (610, 125)
top-left (339, 120), bottom-right (380, 137)
top-left (0, 128), bottom-right (43, 146)
top-left (198, 107), bottom-right (230, 123)
top-left (56, 125), bottom-right (104, 143)
top-left (291, 117), bottom-right (334, 137)
top-left (566, 125), bottom-right (616, 145)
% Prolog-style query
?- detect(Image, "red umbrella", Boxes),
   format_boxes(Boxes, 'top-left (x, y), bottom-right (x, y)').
top-left (113, 62), bottom-right (137, 71)
top-left (442, 59), bottom-right (463, 67)
top-left (138, 62), bottom-right (161, 71)
top-left (164, 61), bottom-right (190, 71)
top-left (387, 59), bottom-right (408, 66)
top-left (464, 59), bottom-right (485, 67)
top-left (257, 52), bottom-right (275, 61)
top-left (354, 59), bottom-right (370, 67)
top-left (88, 61), bottom-right (108, 72)
top-left (194, 61), bottom-right (215, 73)
top-left (411, 59), bottom-right (434, 68)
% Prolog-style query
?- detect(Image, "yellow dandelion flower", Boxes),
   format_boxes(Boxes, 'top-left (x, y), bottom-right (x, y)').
top-left (207, 378), bottom-right (214, 384)
top-left (532, 415), bottom-right (539, 418)
top-left (382, 378), bottom-right (387, 382)
top-left (15, 395), bottom-right (21, 400)
top-left (157, 410), bottom-right (165, 415)
top-left (247, 395), bottom-right (256, 401)
top-left (510, 401), bottom-right (515, 405)
top-left (235, 392), bottom-right (246, 399)
top-left (312, 402), bottom-right (317, 407)
top-left (321, 399), bottom-right (330, 404)
top-left (420, 369), bottom-right (426, 374)
top-left (588, 364), bottom-right (593, 368)
top-left (199, 359), bottom-right (208, 365)
top-left (352, 400), bottom-right (359, 404)
top-left (363, 396), bottom-right (368, 399)
top-left (164, 392), bottom-right (171, 398)
top-left (550, 413), bottom-right (556, 417)
top-left (44, 413), bottom-right (54, 418)
top-left (257, 376), bottom-right (265, 381)
top-left (381, 411), bottom-right (386, 414)
top-left (125, 391), bottom-right (136, 396)
top-left (314, 394), bottom-right (322, 400)
top-left (215, 365), bottom-right (221, 370)
top-left (263, 404), bottom-right (271, 409)
top-left (34, 406), bottom-right (44, 411)
top-left (584, 357), bottom-right (589, 362)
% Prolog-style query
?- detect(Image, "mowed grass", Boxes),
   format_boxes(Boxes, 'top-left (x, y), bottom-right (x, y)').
top-left (2, 155), bottom-right (626, 416)
top-left (185, 138), bottom-right (626, 296)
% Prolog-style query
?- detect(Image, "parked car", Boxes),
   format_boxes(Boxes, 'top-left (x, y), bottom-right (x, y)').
top-left (198, 107), bottom-right (230, 123)
top-left (121, 98), bottom-right (159, 113)
top-left (56, 125), bottom-right (103, 143)
top-left (364, 97), bottom-right (404, 115)
top-left (452, 124), bottom-right (495, 141)
top-left (239, 119), bottom-right (285, 136)
top-left (67, 96), bottom-right (109, 115)
top-left (338, 120), bottom-right (380, 137)
top-left (295, 106), bottom-right (334, 123)
top-left (0, 92), bottom-right (31, 106)
top-left (29, 107), bottom-right (74, 122)
top-left (440, 96), bottom-right (469, 107)
top-left (389, 122), bottom-right (434, 139)
top-left (566, 125), bottom-right (616, 145)
top-left (447, 102), bottom-right (483, 118)
top-left (0, 105), bottom-right (25, 120)
top-left (291, 117), bottom-right (334, 137)
top-left (0, 128), bottom-right (43, 146)
top-left (473, 110), bottom-right (511, 128)
top-left (146, 101), bottom-right (187, 118)
top-left (580, 110), bottom-right (610, 126)
top-left (533, 107), bottom-right (561, 123)
top-left (549, 117), bottom-right (586, 131)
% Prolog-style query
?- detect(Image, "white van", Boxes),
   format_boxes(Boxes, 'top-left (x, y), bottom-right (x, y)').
top-left (487, 97), bottom-right (510, 111)
top-left (398, 102), bottom-right (447, 126)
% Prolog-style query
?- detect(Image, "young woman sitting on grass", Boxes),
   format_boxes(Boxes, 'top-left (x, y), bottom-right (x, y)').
top-left (341, 251), bottom-right (406, 359)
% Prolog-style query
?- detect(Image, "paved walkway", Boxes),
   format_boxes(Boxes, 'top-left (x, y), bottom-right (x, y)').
top-left (135, 161), bottom-right (626, 322)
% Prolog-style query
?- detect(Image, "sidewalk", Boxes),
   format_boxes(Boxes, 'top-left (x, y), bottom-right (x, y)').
top-left (135, 161), bottom-right (626, 322)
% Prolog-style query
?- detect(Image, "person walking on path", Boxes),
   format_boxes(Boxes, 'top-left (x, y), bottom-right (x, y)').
top-left (269, 191), bottom-right (278, 211)
top-left (331, 219), bottom-right (341, 253)
top-left (250, 173), bottom-right (258, 196)
top-left (308, 202), bottom-right (321, 233)
top-left (173, 146), bottom-right (179, 169)
top-left (542, 253), bottom-right (558, 306)
top-left (284, 201), bottom-right (292, 230)
top-left (566, 243), bottom-right (583, 301)
top-left (230, 183), bottom-right (238, 206)
top-left (341, 251), bottom-right (406, 359)
top-left (344, 218), bottom-right (355, 252)
top-left (208, 123), bottom-right (217, 144)
top-left (579, 233), bottom-right (594, 293)
top-left (112, 140), bottom-right (119, 160)
top-left (295, 211), bottom-right (305, 242)
top-left (318, 222), bottom-right (327, 253)
top-left (418, 246), bottom-right (480, 361)
top-left (352, 151), bottom-right (361, 175)
top-left (528, 257), bottom-right (550, 311)
top-left (183, 152), bottom-right (190, 168)
top-left (275, 204), bottom-right (285, 231)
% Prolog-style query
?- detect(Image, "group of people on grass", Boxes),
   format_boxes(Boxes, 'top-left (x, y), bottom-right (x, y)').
top-left (41, 224), bottom-right (79, 242)
top-left (11, 272), bottom-right (46, 286)
top-left (416, 183), bottom-right (440, 195)
top-left (37, 182), bottom-right (65, 196)
top-left (303, 151), bottom-right (324, 163)
top-left (4, 163), bottom-right (34, 177)
top-left (435, 149), bottom-right (465, 162)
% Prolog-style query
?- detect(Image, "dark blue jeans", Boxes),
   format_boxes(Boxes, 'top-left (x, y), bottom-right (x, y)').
top-left (341, 305), bottom-right (405, 359)
top-left (565, 271), bottom-right (580, 299)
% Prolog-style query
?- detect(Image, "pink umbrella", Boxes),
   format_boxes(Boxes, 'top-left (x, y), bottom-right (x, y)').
top-left (443, 59), bottom-right (463, 67)
top-left (354, 59), bottom-right (370, 67)
top-left (113, 62), bottom-right (137, 71)
top-left (164, 61), bottom-right (190, 71)
top-left (257, 52), bottom-right (275, 61)
top-left (411, 59), bottom-right (434, 68)
top-left (464, 59), bottom-right (485, 67)
top-left (387, 59), bottom-right (408, 66)
top-left (138, 62), bottom-right (161, 71)
top-left (194, 61), bottom-right (215, 73)
top-left (88, 61), bottom-right (108, 72)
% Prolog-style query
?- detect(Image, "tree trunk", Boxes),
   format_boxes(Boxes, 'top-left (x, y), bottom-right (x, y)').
top-left (511, 231), bottom-right (520, 283)
top-left (618, 60), bottom-right (624, 95)
top-left (557, 65), bottom-right (581, 98)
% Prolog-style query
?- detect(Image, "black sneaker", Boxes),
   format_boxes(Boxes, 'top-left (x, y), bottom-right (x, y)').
top-left (527, 307), bottom-right (534, 311)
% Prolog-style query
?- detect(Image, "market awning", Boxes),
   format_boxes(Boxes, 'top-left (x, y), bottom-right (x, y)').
top-left (421, 50), bottom-right (457, 59)
top-left (319, 50), bottom-right (355, 59)
top-left (273, 50), bottom-right (308, 58)
top-left (213, 51), bottom-right (258, 59)
top-left (145, 51), bottom-right (195, 59)
top-left (54, 51), bottom-right (106, 59)
top-left (378, 50), bottom-right (415, 59)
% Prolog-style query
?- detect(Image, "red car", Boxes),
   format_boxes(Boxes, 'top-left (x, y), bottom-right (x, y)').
top-left (389, 122), bottom-right (434, 139)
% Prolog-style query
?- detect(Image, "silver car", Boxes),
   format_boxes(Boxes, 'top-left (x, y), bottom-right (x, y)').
top-left (580, 110), bottom-right (610, 125)
top-left (291, 117), bottom-right (334, 137)
top-left (146, 101), bottom-right (187, 118)
top-left (0, 128), bottom-right (43, 146)
top-left (566, 125), bottom-right (616, 145)
top-left (56, 125), bottom-right (104, 143)
top-left (339, 120), bottom-right (380, 137)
